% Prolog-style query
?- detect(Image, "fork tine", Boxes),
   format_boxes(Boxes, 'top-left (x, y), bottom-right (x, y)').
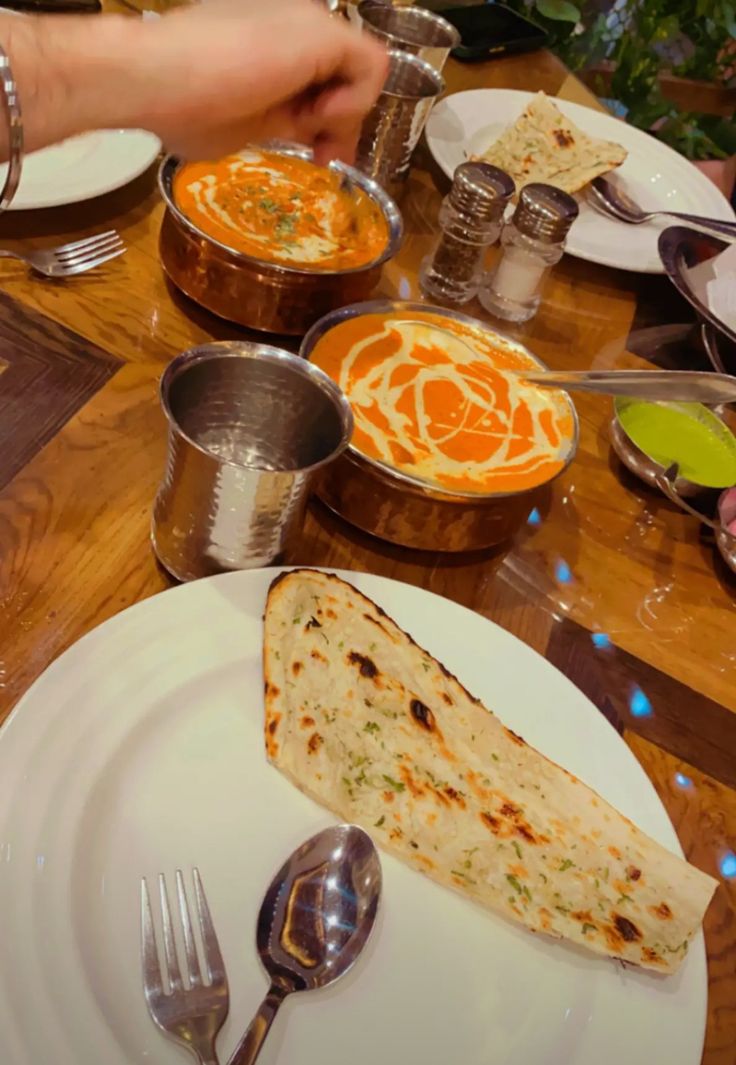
top-left (57, 236), bottom-right (124, 266)
top-left (159, 873), bottom-right (184, 994)
top-left (141, 878), bottom-right (164, 1000)
top-left (176, 870), bottom-right (202, 989)
top-left (60, 247), bottom-right (126, 276)
top-left (193, 867), bottom-right (227, 986)
top-left (55, 230), bottom-right (119, 255)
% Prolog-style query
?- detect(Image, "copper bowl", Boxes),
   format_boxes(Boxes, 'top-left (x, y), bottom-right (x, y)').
top-left (157, 146), bottom-right (403, 336)
top-left (299, 300), bottom-right (579, 551)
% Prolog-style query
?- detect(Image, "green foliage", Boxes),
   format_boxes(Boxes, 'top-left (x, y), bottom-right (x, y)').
top-left (503, 0), bottom-right (736, 160)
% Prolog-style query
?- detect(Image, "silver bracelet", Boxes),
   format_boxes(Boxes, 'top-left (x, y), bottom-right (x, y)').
top-left (0, 43), bottom-right (23, 213)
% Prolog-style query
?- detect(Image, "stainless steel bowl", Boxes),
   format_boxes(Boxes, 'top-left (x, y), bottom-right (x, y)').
top-left (299, 300), bottom-right (579, 551)
top-left (157, 145), bottom-right (403, 336)
top-left (659, 225), bottom-right (736, 355)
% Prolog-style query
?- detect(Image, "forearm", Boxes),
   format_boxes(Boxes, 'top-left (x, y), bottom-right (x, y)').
top-left (0, 13), bottom-right (144, 159)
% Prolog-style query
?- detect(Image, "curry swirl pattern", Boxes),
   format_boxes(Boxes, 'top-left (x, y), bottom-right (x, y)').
top-left (309, 311), bottom-right (576, 495)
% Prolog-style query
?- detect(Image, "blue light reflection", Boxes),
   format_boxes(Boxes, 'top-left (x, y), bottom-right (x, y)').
top-left (629, 686), bottom-right (653, 718)
top-left (719, 852), bottom-right (736, 879)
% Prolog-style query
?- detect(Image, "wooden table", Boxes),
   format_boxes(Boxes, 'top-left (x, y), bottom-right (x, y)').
top-left (0, 45), bottom-right (734, 1063)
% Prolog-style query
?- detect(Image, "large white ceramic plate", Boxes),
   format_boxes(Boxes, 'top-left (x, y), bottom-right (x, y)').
top-left (426, 88), bottom-right (736, 274)
top-left (0, 568), bottom-right (706, 1065)
top-left (0, 129), bottom-right (161, 209)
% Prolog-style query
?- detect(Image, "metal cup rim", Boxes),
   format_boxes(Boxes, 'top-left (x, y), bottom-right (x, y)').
top-left (379, 48), bottom-right (445, 99)
top-left (160, 341), bottom-right (354, 475)
top-left (358, 1), bottom-right (461, 50)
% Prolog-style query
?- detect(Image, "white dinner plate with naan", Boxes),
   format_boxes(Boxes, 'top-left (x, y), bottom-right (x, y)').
top-left (425, 88), bottom-right (736, 274)
top-left (0, 129), bottom-right (161, 209)
top-left (0, 568), bottom-right (707, 1065)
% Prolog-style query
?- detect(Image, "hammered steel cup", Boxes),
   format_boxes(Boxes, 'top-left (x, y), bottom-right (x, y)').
top-left (152, 343), bottom-right (353, 581)
top-left (355, 49), bottom-right (444, 197)
top-left (357, 1), bottom-right (460, 72)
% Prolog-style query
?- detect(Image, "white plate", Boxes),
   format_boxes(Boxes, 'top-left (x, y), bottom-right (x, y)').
top-left (425, 88), bottom-right (736, 274)
top-left (0, 568), bottom-right (706, 1065)
top-left (0, 129), bottom-right (161, 210)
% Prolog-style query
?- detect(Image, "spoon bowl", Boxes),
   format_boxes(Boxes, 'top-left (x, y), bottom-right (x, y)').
top-left (590, 176), bottom-right (736, 242)
top-left (227, 824), bottom-right (382, 1065)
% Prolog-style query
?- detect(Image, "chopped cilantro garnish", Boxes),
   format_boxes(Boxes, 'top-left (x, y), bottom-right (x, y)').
top-left (582, 923), bottom-right (596, 935)
top-left (382, 774), bottom-right (405, 792)
top-left (364, 721), bottom-right (380, 734)
top-left (506, 874), bottom-right (522, 894)
top-left (512, 841), bottom-right (523, 860)
top-left (559, 859), bottom-right (575, 872)
top-left (374, 815), bottom-right (385, 828)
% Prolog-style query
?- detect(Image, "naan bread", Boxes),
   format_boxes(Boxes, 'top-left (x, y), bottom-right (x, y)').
top-left (477, 91), bottom-right (627, 195)
top-left (264, 569), bottom-right (717, 973)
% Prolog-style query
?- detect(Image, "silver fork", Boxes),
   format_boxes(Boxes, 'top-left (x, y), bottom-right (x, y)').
top-left (141, 869), bottom-right (229, 1065)
top-left (0, 230), bottom-right (126, 278)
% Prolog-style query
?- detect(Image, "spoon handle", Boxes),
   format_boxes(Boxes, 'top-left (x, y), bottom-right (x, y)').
top-left (226, 984), bottom-right (288, 1065)
top-left (664, 212), bottom-right (736, 242)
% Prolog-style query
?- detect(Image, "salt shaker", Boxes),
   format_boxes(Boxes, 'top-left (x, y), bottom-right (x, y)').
top-left (479, 183), bottom-right (579, 324)
top-left (419, 162), bottom-right (515, 305)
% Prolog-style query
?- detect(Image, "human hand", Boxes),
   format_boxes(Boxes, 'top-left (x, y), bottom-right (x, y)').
top-left (134, 1), bottom-right (388, 163)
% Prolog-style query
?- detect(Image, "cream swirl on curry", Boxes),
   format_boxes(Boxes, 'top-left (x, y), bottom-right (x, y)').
top-left (173, 149), bottom-right (389, 270)
top-left (309, 311), bottom-right (576, 495)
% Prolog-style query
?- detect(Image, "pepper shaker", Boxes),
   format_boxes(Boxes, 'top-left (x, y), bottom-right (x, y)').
top-left (479, 183), bottom-right (579, 324)
top-left (419, 162), bottom-right (515, 305)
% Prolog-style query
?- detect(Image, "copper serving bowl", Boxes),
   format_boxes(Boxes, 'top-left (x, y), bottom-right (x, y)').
top-left (299, 300), bottom-right (579, 552)
top-left (157, 146), bottom-right (403, 336)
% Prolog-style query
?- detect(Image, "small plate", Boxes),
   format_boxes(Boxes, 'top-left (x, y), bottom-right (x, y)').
top-left (425, 89), bottom-right (736, 274)
top-left (0, 129), bottom-right (161, 210)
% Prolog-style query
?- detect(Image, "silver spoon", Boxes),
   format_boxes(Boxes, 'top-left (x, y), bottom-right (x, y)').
top-left (589, 176), bottom-right (736, 243)
top-left (227, 824), bottom-right (382, 1065)
top-left (521, 367), bottom-right (736, 405)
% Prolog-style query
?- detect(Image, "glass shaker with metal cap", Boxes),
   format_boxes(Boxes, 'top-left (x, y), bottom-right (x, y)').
top-left (479, 183), bottom-right (579, 324)
top-left (419, 162), bottom-right (515, 305)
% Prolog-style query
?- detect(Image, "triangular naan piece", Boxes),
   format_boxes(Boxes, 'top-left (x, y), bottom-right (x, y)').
top-left (263, 569), bottom-right (716, 973)
top-left (477, 91), bottom-right (627, 195)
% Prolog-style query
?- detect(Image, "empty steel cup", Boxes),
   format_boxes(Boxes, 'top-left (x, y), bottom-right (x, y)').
top-left (355, 48), bottom-right (444, 197)
top-left (152, 342), bottom-right (353, 581)
top-left (358, 1), bottom-right (460, 72)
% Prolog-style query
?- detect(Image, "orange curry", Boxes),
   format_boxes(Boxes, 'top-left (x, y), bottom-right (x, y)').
top-left (173, 150), bottom-right (389, 271)
top-left (309, 311), bottom-right (576, 494)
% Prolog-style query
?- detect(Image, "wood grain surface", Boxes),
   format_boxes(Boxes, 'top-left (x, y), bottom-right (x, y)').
top-left (0, 42), bottom-right (733, 1063)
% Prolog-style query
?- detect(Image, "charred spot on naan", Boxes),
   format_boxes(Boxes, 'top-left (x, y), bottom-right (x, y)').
top-left (641, 947), bottom-right (667, 967)
top-left (553, 128), bottom-right (574, 148)
top-left (347, 651), bottom-right (379, 680)
top-left (265, 711), bottom-right (281, 758)
top-left (307, 732), bottom-right (323, 755)
top-left (410, 698), bottom-right (436, 732)
top-left (611, 914), bottom-right (643, 944)
top-left (650, 902), bottom-right (673, 920)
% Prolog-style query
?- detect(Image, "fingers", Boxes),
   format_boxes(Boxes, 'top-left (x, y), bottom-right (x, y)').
top-left (294, 32), bottom-right (387, 163)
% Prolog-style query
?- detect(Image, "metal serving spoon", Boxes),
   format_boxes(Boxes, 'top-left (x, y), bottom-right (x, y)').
top-left (227, 824), bottom-right (382, 1065)
top-left (521, 367), bottom-right (736, 405)
top-left (589, 176), bottom-right (736, 243)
